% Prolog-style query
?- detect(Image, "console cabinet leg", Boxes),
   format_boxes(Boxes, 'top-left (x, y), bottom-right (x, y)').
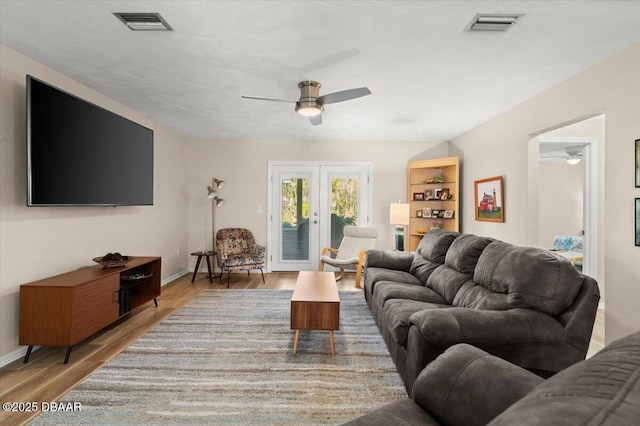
top-left (23, 345), bottom-right (34, 363)
top-left (63, 346), bottom-right (73, 364)
top-left (154, 297), bottom-right (158, 307)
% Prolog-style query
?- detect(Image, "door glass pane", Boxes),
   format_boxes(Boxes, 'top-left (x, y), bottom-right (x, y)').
top-left (330, 178), bottom-right (359, 248)
top-left (281, 178), bottom-right (309, 260)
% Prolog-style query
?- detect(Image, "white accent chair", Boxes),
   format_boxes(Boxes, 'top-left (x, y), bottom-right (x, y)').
top-left (318, 226), bottom-right (378, 289)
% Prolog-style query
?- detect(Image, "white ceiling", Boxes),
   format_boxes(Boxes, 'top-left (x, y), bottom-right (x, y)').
top-left (1, 1), bottom-right (639, 141)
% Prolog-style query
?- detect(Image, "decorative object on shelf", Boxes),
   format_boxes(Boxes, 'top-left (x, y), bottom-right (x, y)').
top-left (434, 188), bottom-right (442, 199)
top-left (474, 175), bottom-right (505, 222)
top-left (416, 209), bottom-right (423, 218)
top-left (390, 203), bottom-right (410, 251)
top-left (417, 229), bottom-right (427, 234)
top-left (93, 253), bottom-right (133, 268)
top-left (121, 271), bottom-right (154, 281)
top-left (413, 192), bottom-right (425, 201)
top-left (433, 222), bottom-right (444, 229)
top-left (431, 209), bottom-right (440, 218)
top-left (441, 188), bottom-right (450, 200)
top-left (444, 210), bottom-right (454, 219)
top-left (635, 139), bottom-right (639, 187)
top-left (424, 190), bottom-right (434, 200)
top-left (635, 198), bottom-right (640, 246)
top-left (423, 177), bottom-right (443, 183)
top-left (423, 207), bottom-right (432, 217)
top-left (207, 177), bottom-right (225, 252)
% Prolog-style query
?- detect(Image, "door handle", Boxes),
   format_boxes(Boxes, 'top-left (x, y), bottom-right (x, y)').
top-left (313, 220), bottom-right (318, 224)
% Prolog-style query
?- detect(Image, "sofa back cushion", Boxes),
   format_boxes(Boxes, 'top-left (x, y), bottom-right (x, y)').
top-left (425, 234), bottom-right (493, 303)
top-left (454, 241), bottom-right (583, 315)
top-left (409, 229), bottom-right (459, 284)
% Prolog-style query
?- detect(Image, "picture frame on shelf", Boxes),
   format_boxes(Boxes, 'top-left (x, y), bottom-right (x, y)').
top-left (423, 207), bottom-right (432, 218)
top-left (635, 139), bottom-right (639, 187)
top-left (474, 176), bottom-right (504, 222)
top-left (444, 210), bottom-right (454, 219)
top-left (431, 209), bottom-right (440, 218)
top-left (636, 198), bottom-right (640, 247)
top-left (413, 192), bottom-right (425, 201)
top-left (438, 210), bottom-right (445, 218)
top-left (416, 210), bottom-right (423, 218)
top-left (440, 188), bottom-right (450, 200)
top-left (424, 190), bottom-right (434, 200)
top-left (434, 188), bottom-right (443, 200)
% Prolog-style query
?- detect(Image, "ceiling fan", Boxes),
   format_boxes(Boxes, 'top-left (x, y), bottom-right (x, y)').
top-left (540, 147), bottom-right (584, 165)
top-left (241, 81), bottom-right (371, 126)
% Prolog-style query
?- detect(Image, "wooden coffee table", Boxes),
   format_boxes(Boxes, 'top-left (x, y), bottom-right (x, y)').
top-left (291, 271), bottom-right (340, 355)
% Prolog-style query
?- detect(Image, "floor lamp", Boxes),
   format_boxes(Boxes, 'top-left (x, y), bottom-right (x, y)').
top-left (207, 178), bottom-right (225, 252)
top-left (390, 203), bottom-right (410, 251)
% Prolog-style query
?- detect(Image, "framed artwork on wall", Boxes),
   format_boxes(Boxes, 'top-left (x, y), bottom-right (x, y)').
top-left (636, 198), bottom-right (640, 247)
top-left (635, 139), bottom-right (639, 187)
top-left (474, 176), bottom-right (504, 222)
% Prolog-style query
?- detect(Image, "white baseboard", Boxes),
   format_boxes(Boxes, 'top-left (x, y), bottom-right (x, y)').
top-left (162, 269), bottom-right (190, 286)
top-left (0, 345), bottom-right (40, 368)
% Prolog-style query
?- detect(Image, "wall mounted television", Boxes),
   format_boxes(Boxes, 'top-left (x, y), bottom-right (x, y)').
top-left (27, 75), bottom-right (154, 206)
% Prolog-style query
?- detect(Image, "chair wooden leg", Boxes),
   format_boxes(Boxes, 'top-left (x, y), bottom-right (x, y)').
top-left (260, 268), bottom-right (265, 283)
top-left (355, 250), bottom-right (366, 289)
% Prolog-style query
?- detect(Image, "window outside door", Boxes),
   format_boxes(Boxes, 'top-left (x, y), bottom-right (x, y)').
top-left (269, 162), bottom-right (372, 271)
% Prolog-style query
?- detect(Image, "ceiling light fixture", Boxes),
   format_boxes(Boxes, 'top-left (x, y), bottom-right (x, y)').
top-left (113, 13), bottom-right (173, 31)
top-left (295, 102), bottom-right (323, 117)
top-left (566, 150), bottom-right (583, 165)
top-left (464, 13), bottom-right (524, 32)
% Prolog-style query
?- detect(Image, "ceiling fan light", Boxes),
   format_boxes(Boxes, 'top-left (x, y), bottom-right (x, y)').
top-left (566, 157), bottom-right (582, 165)
top-left (295, 103), bottom-right (322, 117)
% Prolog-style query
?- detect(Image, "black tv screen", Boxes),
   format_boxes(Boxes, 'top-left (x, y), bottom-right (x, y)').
top-left (27, 75), bottom-right (154, 206)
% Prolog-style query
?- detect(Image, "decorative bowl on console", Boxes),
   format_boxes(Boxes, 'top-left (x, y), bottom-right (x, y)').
top-left (92, 253), bottom-right (134, 268)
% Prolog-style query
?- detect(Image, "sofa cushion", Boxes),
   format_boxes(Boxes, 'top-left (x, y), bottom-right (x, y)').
top-left (424, 235), bottom-right (493, 303)
top-left (374, 282), bottom-right (447, 315)
top-left (470, 241), bottom-right (583, 315)
top-left (409, 255), bottom-right (443, 285)
top-left (366, 267), bottom-right (422, 295)
top-left (343, 399), bottom-right (441, 425)
top-left (415, 229), bottom-right (459, 264)
top-left (489, 331), bottom-right (640, 426)
top-left (383, 299), bottom-right (449, 347)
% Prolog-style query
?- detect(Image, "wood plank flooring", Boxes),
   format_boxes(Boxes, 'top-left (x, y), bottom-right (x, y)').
top-left (0, 271), bottom-right (604, 426)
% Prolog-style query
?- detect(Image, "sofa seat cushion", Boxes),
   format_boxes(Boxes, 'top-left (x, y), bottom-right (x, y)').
top-left (343, 399), bottom-right (441, 425)
top-left (221, 253), bottom-right (265, 268)
top-left (489, 331), bottom-right (640, 425)
top-left (383, 299), bottom-right (449, 347)
top-left (365, 267), bottom-right (422, 295)
top-left (470, 241), bottom-right (583, 315)
top-left (374, 282), bottom-right (447, 315)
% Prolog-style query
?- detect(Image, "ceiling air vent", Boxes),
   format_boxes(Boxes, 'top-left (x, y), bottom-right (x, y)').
top-left (464, 13), bottom-right (524, 32)
top-left (114, 12), bottom-right (173, 31)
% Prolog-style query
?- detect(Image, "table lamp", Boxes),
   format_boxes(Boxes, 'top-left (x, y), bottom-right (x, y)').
top-left (390, 203), bottom-right (410, 251)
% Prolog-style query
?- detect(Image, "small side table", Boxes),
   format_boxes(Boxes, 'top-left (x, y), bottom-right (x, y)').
top-left (191, 251), bottom-right (217, 283)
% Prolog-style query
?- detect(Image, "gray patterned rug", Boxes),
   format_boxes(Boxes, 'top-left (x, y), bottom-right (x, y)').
top-left (32, 290), bottom-right (405, 425)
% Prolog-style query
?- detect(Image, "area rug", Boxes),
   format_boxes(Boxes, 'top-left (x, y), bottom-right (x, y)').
top-left (32, 290), bottom-right (406, 425)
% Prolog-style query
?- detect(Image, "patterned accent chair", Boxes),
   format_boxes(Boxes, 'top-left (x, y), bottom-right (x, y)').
top-left (216, 228), bottom-right (266, 287)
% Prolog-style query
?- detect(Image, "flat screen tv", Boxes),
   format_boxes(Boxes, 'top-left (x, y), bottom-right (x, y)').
top-left (27, 75), bottom-right (154, 206)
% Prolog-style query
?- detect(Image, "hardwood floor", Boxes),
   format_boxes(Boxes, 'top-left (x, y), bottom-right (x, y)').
top-left (0, 271), bottom-right (605, 426)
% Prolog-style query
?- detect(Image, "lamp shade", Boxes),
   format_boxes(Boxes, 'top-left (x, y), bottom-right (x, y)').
top-left (390, 203), bottom-right (410, 225)
top-left (213, 178), bottom-right (225, 189)
top-left (207, 186), bottom-right (218, 198)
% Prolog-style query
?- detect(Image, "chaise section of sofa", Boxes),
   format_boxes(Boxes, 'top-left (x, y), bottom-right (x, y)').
top-left (363, 229), bottom-right (600, 392)
top-left (345, 332), bottom-right (640, 426)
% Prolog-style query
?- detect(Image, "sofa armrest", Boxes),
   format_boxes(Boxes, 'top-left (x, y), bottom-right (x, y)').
top-left (412, 344), bottom-right (544, 426)
top-left (365, 249), bottom-right (414, 272)
top-left (252, 244), bottom-right (266, 257)
top-left (409, 307), bottom-right (565, 347)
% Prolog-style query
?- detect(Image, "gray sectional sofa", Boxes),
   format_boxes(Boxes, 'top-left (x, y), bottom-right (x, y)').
top-left (364, 229), bottom-right (600, 393)
top-left (345, 331), bottom-right (640, 425)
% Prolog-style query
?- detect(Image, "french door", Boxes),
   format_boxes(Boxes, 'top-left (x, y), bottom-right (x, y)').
top-left (269, 162), bottom-right (372, 271)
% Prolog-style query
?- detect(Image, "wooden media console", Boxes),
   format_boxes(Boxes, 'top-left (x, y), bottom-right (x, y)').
top-left (19, 256), bottom-right (161, 364)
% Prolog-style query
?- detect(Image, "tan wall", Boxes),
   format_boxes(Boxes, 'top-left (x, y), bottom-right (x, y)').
top-left (187, 139), bottom-right (441, 266)
top-left (450, 42), bottom-right (640, 343)
top-left (538, 160), bottom-right (584, 246)
top-left (0, 46), bottom-right (190, 362)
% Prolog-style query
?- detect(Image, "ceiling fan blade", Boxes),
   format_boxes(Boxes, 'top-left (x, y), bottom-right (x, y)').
top-left (308, 114), bottom-right (322, 126)
top-left (241, 95), bottom-right (294, 103)
top-left (321, 87), bottom-right (371, 104)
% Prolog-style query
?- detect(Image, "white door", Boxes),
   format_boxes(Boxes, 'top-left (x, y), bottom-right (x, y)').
top-left (269, 162), bottom-right (372, 271)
